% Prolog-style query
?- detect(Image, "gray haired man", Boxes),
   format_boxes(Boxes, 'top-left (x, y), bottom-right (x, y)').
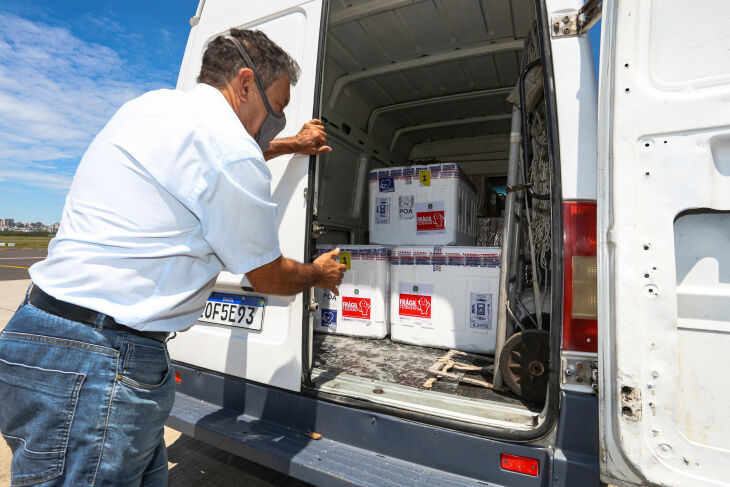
top-left (0, 29), bottom-right (345, 486)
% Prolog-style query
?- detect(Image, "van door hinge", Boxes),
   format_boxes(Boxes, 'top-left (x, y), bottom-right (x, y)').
top-left (551, 0), bottom-right (602, 38)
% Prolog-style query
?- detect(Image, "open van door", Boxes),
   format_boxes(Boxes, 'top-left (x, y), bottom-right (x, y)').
top-left (167, 0), bottom-right (325, 391)
top-left (597, 1), bottom-right (730, 485)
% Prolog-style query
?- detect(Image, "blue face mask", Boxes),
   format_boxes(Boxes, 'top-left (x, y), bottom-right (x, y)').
top-left (225, 35), bottom-right (286, 152)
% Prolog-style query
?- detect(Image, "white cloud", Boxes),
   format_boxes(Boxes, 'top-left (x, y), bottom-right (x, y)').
top-left (0, 169), bottom-right (74, 192)
top-left (0, 13), bottom-right (173, 192)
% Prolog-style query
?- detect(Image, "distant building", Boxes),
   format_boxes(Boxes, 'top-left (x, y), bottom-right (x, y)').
top-left (0, 219), bottom-right (59, 232)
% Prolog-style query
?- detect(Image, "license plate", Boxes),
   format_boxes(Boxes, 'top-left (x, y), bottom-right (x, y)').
top-left (199, 292), bottom-right (265, 331)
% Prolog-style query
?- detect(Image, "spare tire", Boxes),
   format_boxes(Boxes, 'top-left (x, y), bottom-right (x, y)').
top-left (498, 329), bottom-right (550, 403)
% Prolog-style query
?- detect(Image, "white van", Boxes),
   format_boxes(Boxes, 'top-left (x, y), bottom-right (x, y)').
top-left (166, 1), bottom-right (730, 486)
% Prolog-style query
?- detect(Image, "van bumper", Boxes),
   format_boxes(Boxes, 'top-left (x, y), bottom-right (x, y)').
top-left (167, 363), bottom-right (598, 487)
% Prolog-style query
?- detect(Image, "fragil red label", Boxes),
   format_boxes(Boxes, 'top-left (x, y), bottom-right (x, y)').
top-left (416, 210), bottom-right (445, 232)
top-left (399, 293), bottom-right (432, 319)
top-left (341, 296), bottom-right (371, 320)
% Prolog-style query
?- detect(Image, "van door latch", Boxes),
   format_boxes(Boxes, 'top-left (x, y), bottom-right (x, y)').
top-left (591, 363), bottom-right (598, 393)
top-left (551, 0), bottom-right (602, 38)
top-left (561, 355), bottom-right (598, 394)
top-left (312, 221), bottom-right (327, 237)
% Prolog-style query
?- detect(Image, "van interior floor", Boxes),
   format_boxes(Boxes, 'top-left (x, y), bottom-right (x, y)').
top-left (311, 334), bottom-right (538, 410)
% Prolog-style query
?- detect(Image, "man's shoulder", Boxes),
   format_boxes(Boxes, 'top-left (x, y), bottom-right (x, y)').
top-left (184, 84), bottom-right (264, 163)
top-left (102, 85), bottom-right (263, 170)
top-left (99, 88), bottom-right (200, 145)
top-left (115, 88), bottom-right (197, 124)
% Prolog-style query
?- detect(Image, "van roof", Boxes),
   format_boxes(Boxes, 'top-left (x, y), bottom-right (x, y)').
top-left (323, 0), bottom-right (534, 173)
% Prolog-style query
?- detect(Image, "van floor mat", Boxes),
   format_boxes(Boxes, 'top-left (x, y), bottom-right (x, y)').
top-left (313, 334), bottom-right (460, 392)
top-left (454, 376), bottom-right (535, 407)
top-left (313, 335), bottom-right (526, 406)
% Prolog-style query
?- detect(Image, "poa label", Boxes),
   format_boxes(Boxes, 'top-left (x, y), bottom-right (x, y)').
top-left (399, 195), bottom-right (414, 220)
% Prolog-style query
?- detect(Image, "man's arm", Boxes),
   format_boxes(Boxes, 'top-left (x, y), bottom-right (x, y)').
top-left (264, 119), bottom-right (333, 161)
top-left (245, 248), bottom-right (346, 296)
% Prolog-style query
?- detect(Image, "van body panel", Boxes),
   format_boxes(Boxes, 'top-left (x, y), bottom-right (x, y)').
top-left (169, 363), bottom-right (599, 486)
top-left (167, 0), bottom-right (324, 392)
top-left (552, 391), bottom-right (600, 487)
top-left (547, 0), bottom-right (598, 201)
top-left (597, 1), bottom-right (730, 485)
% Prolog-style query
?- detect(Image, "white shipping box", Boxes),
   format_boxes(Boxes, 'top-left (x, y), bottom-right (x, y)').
top-left (368, 163), bottom-right (477, 246)
top-left (389, 246), bottom-right (501, 354)
top-left (314, 245), bottom-right (391, 339)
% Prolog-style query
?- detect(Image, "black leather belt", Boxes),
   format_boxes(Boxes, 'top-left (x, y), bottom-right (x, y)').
top-left (29, 286), bottom-right (169, 343)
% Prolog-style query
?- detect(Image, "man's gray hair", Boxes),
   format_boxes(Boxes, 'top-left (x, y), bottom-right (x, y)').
top-left (197, 28), bottom-right (300, 89)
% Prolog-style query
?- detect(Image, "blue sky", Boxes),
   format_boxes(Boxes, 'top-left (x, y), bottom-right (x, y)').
top-left (590, 20), bottom-right (602, 79)
top-left (0, 0), bottom-right (197, 224)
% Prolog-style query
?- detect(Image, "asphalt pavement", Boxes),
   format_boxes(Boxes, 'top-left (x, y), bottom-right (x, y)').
top-left (0, 276), bottom-right (311, 486)
top-left (0, 248), bottom-right (45, 281)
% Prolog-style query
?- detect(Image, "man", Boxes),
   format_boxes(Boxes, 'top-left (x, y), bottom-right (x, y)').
top-left (0, 29), bottom-right (345, 486)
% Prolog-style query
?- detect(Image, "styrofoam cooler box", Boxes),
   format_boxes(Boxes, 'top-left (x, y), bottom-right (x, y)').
top-left (389, 246), bottom-right (501, 354)
top-left (368, 163), bottom-right (477, 246)
top-left (313, 245), bottom-right (391, 338)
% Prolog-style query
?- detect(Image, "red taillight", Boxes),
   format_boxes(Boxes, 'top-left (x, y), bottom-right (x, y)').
top-left (175, 371), bottom-right (182, 383)
top-left (501, 453), bottom-right (539, 476)
top-left (563, 201), bottom-right (598, 353)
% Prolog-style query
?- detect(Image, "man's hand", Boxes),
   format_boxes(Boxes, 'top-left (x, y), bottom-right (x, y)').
top-left (312, 248), bottom-right (347, 296)
top-left (292, 119), bottom-right (333, 155)
top-left (263, 119), bottom-right (333, 161)
top-left (245, 249), bottom-right (346, 296)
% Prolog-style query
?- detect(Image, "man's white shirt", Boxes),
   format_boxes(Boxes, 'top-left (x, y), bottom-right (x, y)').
top-left (30, 83), bottom-right (281, 332)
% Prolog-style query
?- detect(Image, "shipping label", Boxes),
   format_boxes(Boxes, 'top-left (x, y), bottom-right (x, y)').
top-left (470, 293), bottom-right (492, 329)
top-left (375, 197), bottom-right (390, 224)
top-left (341, 296), bottom-right (371, 320)
top-left (320, 309), bottom-right (338, 328)
top-left (378, 176), bottom-right (394, 192)
top-left (416, 201), bottom-right (446, 233)
top-left (398, 195), bottom-right (415, 220)
top-left (339, 251), bottom-right (351, 269)
top-left (418, 169), bottom-right (431, 186)
top-left (397, 282), bottom-right (434, 324)
top-left (399, 294), bottom-right (432, 319)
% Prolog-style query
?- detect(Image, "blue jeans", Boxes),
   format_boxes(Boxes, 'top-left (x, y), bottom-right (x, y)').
top-left (0, 297), bottom-right (175, 486)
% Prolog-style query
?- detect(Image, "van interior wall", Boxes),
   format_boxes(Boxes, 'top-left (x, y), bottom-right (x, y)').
top-left (316, 0), bottom-right (536, 243)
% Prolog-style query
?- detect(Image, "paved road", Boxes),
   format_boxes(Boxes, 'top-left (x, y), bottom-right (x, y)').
top-left (0, 278), bottom-right (311, 486)
top-left (0, 249), bottom-right (45, 281)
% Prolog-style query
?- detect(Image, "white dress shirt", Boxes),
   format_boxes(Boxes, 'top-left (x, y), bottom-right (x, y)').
top-left (30, 83), bottom-right (281, 332)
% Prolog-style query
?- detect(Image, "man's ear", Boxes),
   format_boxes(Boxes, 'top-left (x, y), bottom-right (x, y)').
top-left (234, 68), bottom-right (256, 103)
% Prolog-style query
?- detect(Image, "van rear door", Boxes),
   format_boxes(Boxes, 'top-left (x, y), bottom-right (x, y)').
top-left (597, 1), bottom-right (730, 485)
top-left (168, 0), bottom-right (324, 391)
